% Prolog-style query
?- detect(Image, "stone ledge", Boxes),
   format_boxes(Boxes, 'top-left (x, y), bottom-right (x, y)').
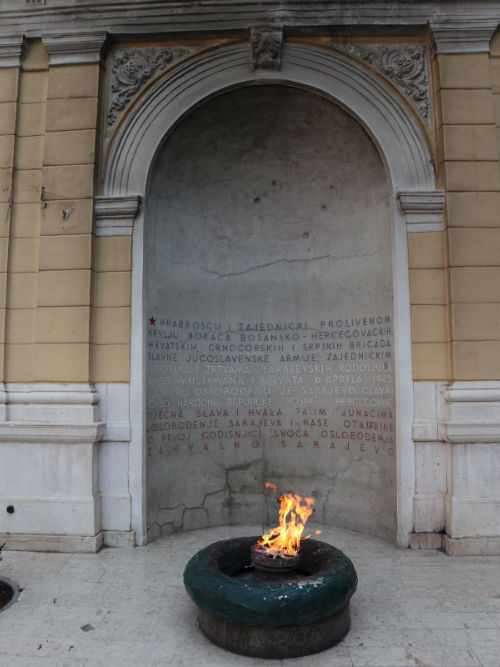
top-left (43, 31), bottom-right (107, 66)
top-left (430, 19), bottom-right (499, 54)
top-left (0, 422), bottom-right (105, 443)
top-left (0, 531), bottom-right (103, 553)
top-left (3, 382), bottom-right (100, 423)
top-left (443, 535), bottom-right (500, 556)
top-left (398, 190), bottom-right (445, 232)
top-left (439, 381), bottom-right (500, 444)
top-left (0, 35), bottom-right (26, 68)
top-left (2, 3), bottom-right (499, 36)
top-left (94, 195), bottom-right (141, 236)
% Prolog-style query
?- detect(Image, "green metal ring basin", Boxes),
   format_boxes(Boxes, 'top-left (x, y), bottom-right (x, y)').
top-left (183, 536), bottom-right (357, 628)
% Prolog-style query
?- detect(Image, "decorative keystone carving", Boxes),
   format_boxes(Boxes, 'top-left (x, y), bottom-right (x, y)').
top-left (250, 27), bottom-right (283, 70)
top-left (334, 43), bottom-right (429, 122)
top-left (107, 47), bottom-right (196, 131)
top-left (398, 191), bottom-right (445, 232)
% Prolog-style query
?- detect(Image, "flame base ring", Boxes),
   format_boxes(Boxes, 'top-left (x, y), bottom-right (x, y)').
top-left (184, 536), bottom-right (357, 659)
top-left (250, 547), bottom-right (301, 571)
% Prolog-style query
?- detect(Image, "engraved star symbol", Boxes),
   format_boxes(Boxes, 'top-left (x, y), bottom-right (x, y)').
top-left (149, 317), bottom-right (156, 326)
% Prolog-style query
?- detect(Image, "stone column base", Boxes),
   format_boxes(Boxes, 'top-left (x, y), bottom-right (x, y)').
top-left (409, 532), bottom-right (444, 550)
top-left (443, 535), bottom-right (500, 556)
top-left (0, 531), bottom-right (103, 553)
top-left (103, 530), bottom-right (135, 548)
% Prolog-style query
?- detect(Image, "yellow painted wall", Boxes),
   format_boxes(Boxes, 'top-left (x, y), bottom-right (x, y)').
top-left (437, 47), bottom-right (500, 381)
top-left (1, 35), bottom-right (498, 384)
top-left (3, 41), bottom-right (48, 381)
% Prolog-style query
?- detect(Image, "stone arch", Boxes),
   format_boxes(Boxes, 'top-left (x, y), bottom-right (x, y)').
top-left (106, 43), bottom-right (434, 195)
top-left (101, 41), bottom-right (438, 547)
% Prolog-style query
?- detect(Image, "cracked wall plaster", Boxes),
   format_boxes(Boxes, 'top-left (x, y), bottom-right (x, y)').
top-left (146, 85), bottom-right (397, 542)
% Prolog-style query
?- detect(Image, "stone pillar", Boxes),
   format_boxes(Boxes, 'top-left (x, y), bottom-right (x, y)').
top-left (430, 21), bottom-right (500, 555)
top-left (398, 191), bottom-right (450, 549)
top-left (0, 33), bottom-right (109, 553)
top-left (93, 195), bottom-right (138, 547)
top-left (0, 37), bottom-right (24, 413)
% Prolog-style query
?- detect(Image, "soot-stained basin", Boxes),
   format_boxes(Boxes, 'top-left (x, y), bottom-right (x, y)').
top-left (183, 536), bottom-right (357, 659)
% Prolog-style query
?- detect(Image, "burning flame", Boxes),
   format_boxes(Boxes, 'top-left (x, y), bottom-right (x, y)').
top-left (255, 483), bottom-right (322, 557)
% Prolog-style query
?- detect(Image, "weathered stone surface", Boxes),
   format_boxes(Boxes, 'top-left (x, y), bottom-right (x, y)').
top-left (443, 535), bottom-right (500, 556)
top-left (146, 85), bottom-right (396, 541)
top-left (409, 532), bottom-right (444, 550)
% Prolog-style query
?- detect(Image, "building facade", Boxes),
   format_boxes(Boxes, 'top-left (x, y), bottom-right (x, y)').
top-left (0, 1), bottom-right (499, 555)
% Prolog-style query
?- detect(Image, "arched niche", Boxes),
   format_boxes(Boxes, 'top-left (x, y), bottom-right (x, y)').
top-left (102, 41), bottom-right (437, 547)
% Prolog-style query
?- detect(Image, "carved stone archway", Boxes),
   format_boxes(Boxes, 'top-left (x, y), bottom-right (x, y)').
top-left (101, 40), bottom-right (440, 546)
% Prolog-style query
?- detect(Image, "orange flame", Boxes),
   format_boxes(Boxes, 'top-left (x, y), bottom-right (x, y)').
top-left (256, 486), bottom-right (317, 556)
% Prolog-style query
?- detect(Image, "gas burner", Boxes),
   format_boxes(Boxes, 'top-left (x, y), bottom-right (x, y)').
top-left (250, 545), bottom-right (301, 571)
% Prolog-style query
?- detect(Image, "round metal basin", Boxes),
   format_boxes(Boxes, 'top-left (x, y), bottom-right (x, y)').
top-left (183, 536), bottom-right (357, 659)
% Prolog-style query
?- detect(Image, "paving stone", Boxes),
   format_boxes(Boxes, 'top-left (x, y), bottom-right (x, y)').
top-left (0, 524), bottom-right (498, 666)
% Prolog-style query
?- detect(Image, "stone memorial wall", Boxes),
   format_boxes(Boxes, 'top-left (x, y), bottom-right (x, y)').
top-left (146, 86), bottom-right (396, 541)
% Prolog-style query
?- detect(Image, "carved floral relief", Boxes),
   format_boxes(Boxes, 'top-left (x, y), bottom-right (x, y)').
top-left (107, 47), bottom-right (196, 132)
top-left (333, 43), bottom-right (430, 122)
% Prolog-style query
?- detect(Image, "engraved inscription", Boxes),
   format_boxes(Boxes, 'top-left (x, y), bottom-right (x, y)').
top-left (147, 314), bottom-right (395, 456)
top-left (145, 86), bottom-right (397, 541)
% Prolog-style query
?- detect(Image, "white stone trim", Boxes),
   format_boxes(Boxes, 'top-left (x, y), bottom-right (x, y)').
top-left (0, 489), bottom-right (101, 537)
top-left (129, 205), bottom-right (147, 545)
top-left (444, 535), bottom-right (500, 556)
top-left (106, 43), bottom-right (435, 195)
top-left (103, 529), bottom-right (135, 548)
top-left (413, 494), bottom-right (446, 533)
top-left (100, 493), bottom-right (131, 531)
top-left (412, 380), bottom-right (500, 551)
top-left (412, 381), bottom-right (448, 537)
top-left (3, 382), bottom-right (100, 423)
top-left (0, 383), bottom-right (7, 420)
top-left (430, 19), bottom-right (499, 54)
top-left (0, 3), bottom-right (498, 36)
top-left (102, 42), bottom-right (440, 548)
top-left (43, 31), bottom-right (107, 66)
top-left (444, 381), bottom-right (500, 404)
top-left (0, 422), bottom-right (104, 443)
top-left (95, 383), bottom-right (133, 536)
top-left (94, 195), bottom-right (141, 237)
top-left (0, 383), bottom-right (106, 542)
top-left (0, 35), bottom-right (26, 67)
top-left (445, 494), bottom-right (500, 538)
top-left (0, 531), bottom-right (103, 554)
top-left (439, 381), bottom-right (500, 444)
top-left (412, 381), bottom-right (447, 441)
top-left (409, 532), bottom-right (444, 550)
top-left (398, 191), bottom-right (445, 232)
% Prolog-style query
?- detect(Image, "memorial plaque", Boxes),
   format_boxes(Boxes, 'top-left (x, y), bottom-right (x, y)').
top-left (146, 86), bottom-right (396, 540)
